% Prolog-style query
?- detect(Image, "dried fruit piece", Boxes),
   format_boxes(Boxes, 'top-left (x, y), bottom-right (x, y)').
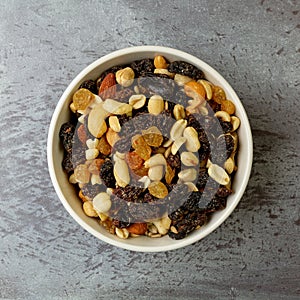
top-left (77, 124), bottom-right (88, 144)
top-left (133, 165), bottom-right (149, 177)
top-left (165, 164), bottom-right (175, 184)
top-left (79, 79), bottom-right (97, 94)
top-left (142, 126), bottom-right (163, 147)
top-left (212, 85), bottom-right (226, 104)
top-left (184, 81), bottom-right (206, 100)
top-left (88, 158), bottom-right (105, 175)
top-left (132, 135), bottom-right (152, 160)
top-left (97, 136), bottom-right (111, 156)
top-left (73, 88), bottom-right (95, 110)
top-left (148, 181), bottom-right (168, 199)
top-left (127, 223), bottom-right (148, 235)
top-left (74, 164), bottom-right (90, 184)
top-left (100, 160), bottom-right (116, 188)
top-left (125, 151), bottom-right (144, 170)
top-left (221, 99), bottom-right (235, 115)
top-left (59, 122), bottom-right (75, 153)
top-left (98, 73), bottom-right (116, 99)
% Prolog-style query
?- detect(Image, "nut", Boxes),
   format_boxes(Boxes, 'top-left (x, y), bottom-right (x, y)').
top-left (178, 168), bottom-right (197, 182)
top-left (98, 73), bottom-right (117, 99)
top-left (231, 116), bottom-right (240, 131)
top-left (163, 139), bottom-right (173, 148)
top-left (148, 95), bottom-right (164, 115)
top-left (153, 217), bottom-right (171, 235)
top-left (148, 181), bottom-right (168, 199)
top-left (69, 102), bottom-right (76, 113)
top-left (128, 94), bottom-right (146, 109)
top-left (174, 74), bottom-right (193, 86)
top-left (208, 163), bottom-right (230, 185)
top-left (88, 103), bottom-right (109, 138)
top-left (115, 227), bottom-right (130, 239)
top-left (116, 67), bottom-right (135, 87)
top-left (79, 190), bottom-right (90, 202)
top-left (144, 153), bottom-right (166, 168)
top-left (138, 175), bottom-right (151, 188)
top-left (180, 152), bottom-right (199, 166)
top-left (69, 173), bottom-right (77, 184)
top-left (198, 79), bottom-right (213, 100)
top-left (106, 128), bottom-right (120, 147)
top-left (98, 212), bottom-right (108, 221)
top-left (147, 223), bottom-right (158, 234)
top-left (215, 110), bottom-right (231, 122)
top-left (73, 88), bottom-right (95, 110)
top-left (74, 164), bottom-right (90, 184)
top-left (170, 119), bottom-right (187, 141)
top-left (83, 201), bottom-right (98, 217)
top-left (109, 116), bottom-right (121, 132)
top-left (148, 165), bottom-right (164, 181)
top-left (164, 145), bottom-right (172, 158)
top-left (154, 68), bottom-right (175, 78)
top-left (183, 127), bottom-right (201, 152)
top-left (103, 98), bottom-right (132, 115)
top-left (184, 81), bottom-right (206, 100)
top-left (154, 55), bottom-right (168, 69)
top-left (93, 192), bottom-right (112, 213)
top-left (85, 148), bottom-right (99, 160)
top-left (173, 104), bottom-right (186, 120)
top-left (171, 136), bottom-right (186, 155)
top-left (113, 158), bottom-right (130, 187)
top-left (224, 156), bottom-right (235, 174)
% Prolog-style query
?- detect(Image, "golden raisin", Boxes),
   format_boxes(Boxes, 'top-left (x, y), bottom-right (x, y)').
top-left (184, 81), bottom-right (206, 99)
top-left (154, 55), bottom-right (168, 69)
top-left (73, 88), bottom-right (94, 110)
top-left (212, 86), bottom-right (226, 104)
top-left (221, 99), bottom-right (235, 115)
top-left (126, 151), bottom-right (144, 170)
top-left (148, 181), bottom-right (168, 199)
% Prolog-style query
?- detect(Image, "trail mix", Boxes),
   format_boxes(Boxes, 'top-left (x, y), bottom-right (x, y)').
top-left (59, 56), bottom-right (240, 240)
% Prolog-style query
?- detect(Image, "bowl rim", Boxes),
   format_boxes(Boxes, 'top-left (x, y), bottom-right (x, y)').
top-left (47, 45), bottom-right (253, 252)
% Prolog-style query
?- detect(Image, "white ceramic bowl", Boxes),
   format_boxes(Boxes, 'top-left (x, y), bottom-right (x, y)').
top-left (47, 46), bottom-right (253, 252)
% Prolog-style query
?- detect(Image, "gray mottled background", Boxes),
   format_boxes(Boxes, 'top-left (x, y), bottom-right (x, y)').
top-left (0, 0), bottom-right (299, 299)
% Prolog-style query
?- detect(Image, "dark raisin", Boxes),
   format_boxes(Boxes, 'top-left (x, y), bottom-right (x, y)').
top-left (62, 152), bottom-right (74, 173)
top-left (115, 88), bottom-right (134, 103)
top-left (59, 122), bottom-right (75, 153)
top-left (182, 191), bottom-right (202, 210)
top-left (168, 61), bottom-right (204, 80)
top-left (205, 196), bottom-right (227, 213)
top-left (113, 186), bottom-right (144, 203)
top-left (117, 114), bottom-right (131, 127)
top-left (207, 100), bottom-right (221, 112)
top-left (112, 219), bottom-right (131, 228)
top-left (215, 186), bottom-right (232, 198)
top-left (224, 134), bottom-right (235, 158)
top-left (166, 153), bottom-right (181, 170)
top-left (81, 183), bottom-right (104, 199)
top-left (100, 160), bottom-right (116, 188)
top-left (130, 59), bottom-right (154, 76)
top-left (196, 168), bottom-right (209, 190)
top-left (219, 119), bottom-right (233, 133)
top-left (78, 80), bottom-right (97, 94)
top-left (96, 65), bottom-right (124, 90)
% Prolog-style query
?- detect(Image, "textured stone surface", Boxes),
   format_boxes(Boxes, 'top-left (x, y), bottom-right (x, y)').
top-left (0, 0), bottom-right (299, 299)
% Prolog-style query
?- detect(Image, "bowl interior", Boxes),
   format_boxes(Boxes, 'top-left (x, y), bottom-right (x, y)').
top-left (48, 46), bottom-right (253, 252)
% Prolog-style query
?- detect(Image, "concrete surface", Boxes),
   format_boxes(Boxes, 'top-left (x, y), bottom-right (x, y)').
top-left (0, 0), bottom-right (299, 299)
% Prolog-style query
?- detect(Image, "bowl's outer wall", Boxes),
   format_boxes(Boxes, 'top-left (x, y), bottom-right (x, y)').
top-left (48, 46), bottom-right (253, 252)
